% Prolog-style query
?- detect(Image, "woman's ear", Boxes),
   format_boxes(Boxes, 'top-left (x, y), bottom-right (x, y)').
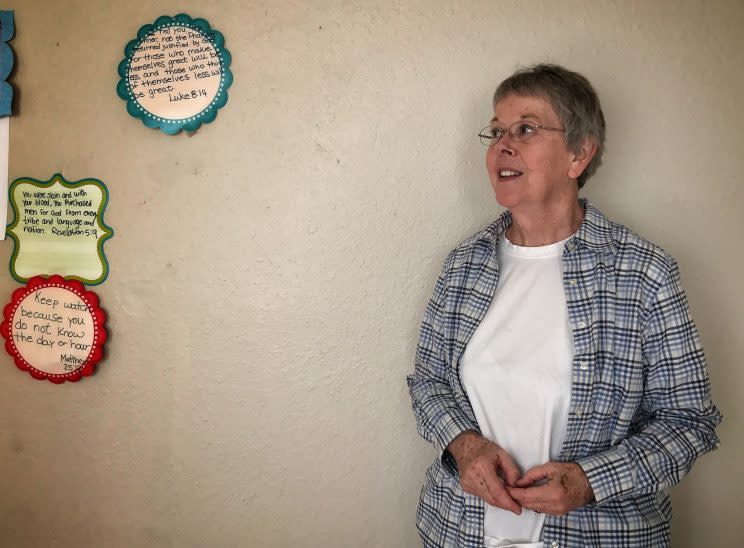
top-left (567, 139), bottom-right (598, 180)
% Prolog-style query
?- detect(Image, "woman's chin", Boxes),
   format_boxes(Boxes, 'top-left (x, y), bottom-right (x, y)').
top-left (493, 189), bottom-right (524, 210)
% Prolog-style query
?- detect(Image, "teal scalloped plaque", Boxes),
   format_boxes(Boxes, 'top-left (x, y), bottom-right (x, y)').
top-left (117, 14), bottom-right (233, 134)
top-left (6, 174), bottom-right (114, 286)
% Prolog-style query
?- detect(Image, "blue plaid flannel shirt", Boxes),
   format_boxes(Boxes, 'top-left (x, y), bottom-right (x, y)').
top-left (407, 200), bottom-right (722, 547)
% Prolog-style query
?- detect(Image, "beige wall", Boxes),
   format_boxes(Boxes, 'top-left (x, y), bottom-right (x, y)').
top-left (1, 1), bottom-right (741, 546)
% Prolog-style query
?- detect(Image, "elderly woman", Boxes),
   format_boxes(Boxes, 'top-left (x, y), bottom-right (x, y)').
top-left (407, 64), bottom-right (721, 548)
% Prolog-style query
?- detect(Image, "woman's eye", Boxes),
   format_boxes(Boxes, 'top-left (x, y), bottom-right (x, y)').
top-left (490, 127), bottom-right (503, 138)
top-left (516, 123), bottom-right (536, 136)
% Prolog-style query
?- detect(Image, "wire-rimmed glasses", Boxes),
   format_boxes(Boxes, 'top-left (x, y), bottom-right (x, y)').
top-left (478, 121), bottom-right (565, 146)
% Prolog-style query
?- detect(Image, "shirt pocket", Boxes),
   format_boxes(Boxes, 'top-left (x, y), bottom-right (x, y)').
top-left (417, 460), bottom-right (469, 541)
top-left (591, 355), bottom-right (644, 436)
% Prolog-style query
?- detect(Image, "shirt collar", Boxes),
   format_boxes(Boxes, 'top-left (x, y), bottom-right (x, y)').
top-left (574, 199), bottom-right (615, 253)
top-left (479, 198), bottom-right (615, 254)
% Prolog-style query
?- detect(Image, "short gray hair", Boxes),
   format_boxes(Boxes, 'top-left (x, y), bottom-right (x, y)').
top-left (493, 64), bottom-right (605, 189)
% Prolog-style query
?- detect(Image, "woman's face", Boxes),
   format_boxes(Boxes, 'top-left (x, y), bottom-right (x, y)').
top-left (486, 94), bottom-right (579, 212)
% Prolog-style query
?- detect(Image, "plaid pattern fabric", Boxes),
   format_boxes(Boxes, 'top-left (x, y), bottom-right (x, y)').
top-left (407, 200), bottom-right (722, 548)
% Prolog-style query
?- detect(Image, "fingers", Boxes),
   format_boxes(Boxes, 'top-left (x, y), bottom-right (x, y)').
top-left (515, 464), bottom-right (550, 488)
top-left (509, 464), bottom-right (556, 513)
top-left (508, 462), bottom-right (589, 516)
top-left (462, 464), bottom-right (521, 514)
top-left (456, 440), bottom-right (525, 515)
top-left (482, 461), bottom-right (592, 516)
top-left (481, 473), bottom-right (522, 515)
top-left (509, 483), bottom-right (569, 515)
top-left (492, 487), bottom-right (523, 515)
top-left (496, 450), bottom-right (521, 487)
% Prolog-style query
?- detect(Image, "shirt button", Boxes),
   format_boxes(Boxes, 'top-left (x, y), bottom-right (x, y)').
top-left (569, 279), bottom-right (577, 286)
top-left (551, 542), bottom-right (559, 548)
top-left (578, 321), bottom-right (586, 328)
top-left (574, 408), bottom-right (583, 416)
top-left (580, 362), bottom-right (588, 370)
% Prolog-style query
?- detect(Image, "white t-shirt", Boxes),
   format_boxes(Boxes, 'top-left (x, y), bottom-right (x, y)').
top-left (459, 234), bottom-right (575, 547)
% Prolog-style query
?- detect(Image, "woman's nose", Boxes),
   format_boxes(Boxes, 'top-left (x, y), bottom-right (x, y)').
top-left (498, 138), bottom-right (516, 156)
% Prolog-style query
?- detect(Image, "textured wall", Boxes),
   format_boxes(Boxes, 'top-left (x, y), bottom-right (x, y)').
top-left (0, 1), bottom-right (741, 546)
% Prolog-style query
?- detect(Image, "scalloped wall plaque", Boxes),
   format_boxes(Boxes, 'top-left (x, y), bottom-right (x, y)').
top-left (6, 174), bottom-right (114, 285)
top-left (1, 275), bottom-right (107, 383)
top-left (117, 14), bottom-right (233, 134)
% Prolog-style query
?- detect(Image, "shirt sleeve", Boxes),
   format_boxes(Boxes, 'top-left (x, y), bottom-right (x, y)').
top-left (577, 258), bottom-right (722, 504)
top-left (407, 252), bottom-right (479, 477)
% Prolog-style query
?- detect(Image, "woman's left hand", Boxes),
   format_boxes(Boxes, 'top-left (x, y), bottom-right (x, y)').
top-left (506, 462), bottom-right (595, 516)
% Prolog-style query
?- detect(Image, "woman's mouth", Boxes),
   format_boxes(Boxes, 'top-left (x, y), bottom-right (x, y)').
top-left (498, 169), bottom-right (523, 182)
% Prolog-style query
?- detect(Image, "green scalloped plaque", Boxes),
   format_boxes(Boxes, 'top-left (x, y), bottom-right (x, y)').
top-left (6, 174), bottom-right (114, 285)
top-left (117, 14), bottom-right (233, 134)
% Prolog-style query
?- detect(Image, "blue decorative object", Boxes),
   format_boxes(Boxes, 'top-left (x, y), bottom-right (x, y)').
top-left (0, 10), bottom-right (14, 116)
top-left (117, 14), bottom-right (233, 134)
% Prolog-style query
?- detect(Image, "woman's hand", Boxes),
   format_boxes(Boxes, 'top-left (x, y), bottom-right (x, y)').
top-left (447, 431), bottom-right (522, 514)
top-left (506, 461), bottom-right (595, 516)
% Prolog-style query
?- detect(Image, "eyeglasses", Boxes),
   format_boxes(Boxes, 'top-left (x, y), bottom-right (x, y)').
top-left (478, 121), bottom-right (565, 146)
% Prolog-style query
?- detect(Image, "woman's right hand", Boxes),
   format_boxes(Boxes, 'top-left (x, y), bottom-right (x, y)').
top-left (447, 431), bottom-right (523, 515)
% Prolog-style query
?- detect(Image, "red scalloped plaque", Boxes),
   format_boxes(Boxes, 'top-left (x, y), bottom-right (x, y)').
top-left (0, 275), bottom-right (107, 383)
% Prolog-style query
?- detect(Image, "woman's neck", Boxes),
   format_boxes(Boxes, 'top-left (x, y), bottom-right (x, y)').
top-left (505, 200), bottom-right (585, 247)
